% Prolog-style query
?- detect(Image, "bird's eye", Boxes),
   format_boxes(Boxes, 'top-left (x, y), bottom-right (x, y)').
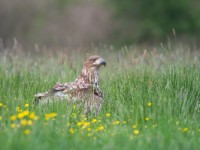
top-left (92, 58), bottom-right (96, 62)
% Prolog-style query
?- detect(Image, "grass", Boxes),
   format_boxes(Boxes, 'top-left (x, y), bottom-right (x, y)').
top-left (0, 44), bottom-right (200, 150)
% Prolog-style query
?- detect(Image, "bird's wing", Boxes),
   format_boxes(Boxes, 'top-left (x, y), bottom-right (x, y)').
top-left (34, 81), bottom-right (103, 105)
top-left (51, 82), bottom-right (93, 94)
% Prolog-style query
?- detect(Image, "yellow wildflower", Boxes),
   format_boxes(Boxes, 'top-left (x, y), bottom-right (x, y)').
top-left (27, 120), bottom-right (33, 126)
top-left (23, 110), bottom-right (29, 116)
top-left (113, 121), bottom-right (120, 125)
top-left (10, 115), bottom-right (17, 121)
top-left (11, 123), bottom-right (16, 128)
top-left (82, 122), bottom-right (90, 128)
top-left (183, 128), bottom-right (189, 132)
top-left (29, 112), bottom-right (38, 120)
top-left (133, 130), bottom-right (139, 135)
top-left (77, 122), bottom-right (82, 126)
top-left (132, 124), bottom-right (137, 129)
top-left (17, 113), bottom-right (25, 119)
top-left (147, 102), bottom-right (152, 106)
top-left (21, 119), bottom-right (28, 126)
top-left (0, 102), bottom-right (2, 107)
top-left (69, 128), bottom-right (75, 134)
top-left (145, 117), bottom-right (150, 121)
top-left (45, 112), bottom-right (57, 119)
top-left (92, 119), bottom-right (97, 123)
top-left (25, 103), bottom-right (29, 107)
top-left (87, 128), bottom-right (91, 131)
top-left (106, 113), bottom-right (111, 117)
top-left (24, 129), bottom-right (31, 135)
top-left (96, 125), bottom-right (104, 131)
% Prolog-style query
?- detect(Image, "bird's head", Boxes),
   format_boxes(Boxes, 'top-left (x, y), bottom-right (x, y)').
top-left (84, 55), bottom-right (106, 71)
top-left (80, 55), bottom-right (106, 86)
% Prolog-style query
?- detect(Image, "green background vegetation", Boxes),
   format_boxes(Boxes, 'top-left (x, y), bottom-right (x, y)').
top-left (0, 0), bottom-right (199, 47)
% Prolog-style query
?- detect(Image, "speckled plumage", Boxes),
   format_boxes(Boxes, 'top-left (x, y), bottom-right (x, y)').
top-left (34, 55), bottom-right (106, 116)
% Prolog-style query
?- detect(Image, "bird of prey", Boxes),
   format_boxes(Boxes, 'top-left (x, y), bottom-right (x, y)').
top-left (34, 55), bottom-right (106, 116)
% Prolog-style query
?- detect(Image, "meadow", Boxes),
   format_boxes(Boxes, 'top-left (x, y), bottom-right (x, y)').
top-left (0, 44), bottom-right (200, 150)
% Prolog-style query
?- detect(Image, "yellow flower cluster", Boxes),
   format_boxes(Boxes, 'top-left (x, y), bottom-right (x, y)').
top-left (76, 120), bottom-right (90, 128)
top-left (10, 106), bottom-right (38, 135)
top-left (66, 113), bottom-right (109, 136)
top-left (29, 112), bottom-right (39, 120)
top-left (11, 110), bottom-right (38, 123)
top-left (21, 119), bottom-right (33, 126)
top-left (45, 112), bottom-right (57, 120)
top-left (132, 124), bottom-right (140, 135)
top-left (17, 110), bottom-right (29, 119)
top-left (4, 100), bottom-right (198, 139)
top-left (96, 125), bottom-right (104, 131)
top-left (113, 121), bottom-right (120, 125)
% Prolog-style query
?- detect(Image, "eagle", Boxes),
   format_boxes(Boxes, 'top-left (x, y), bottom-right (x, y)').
top-left (34, 55), bottom-right (106, 116)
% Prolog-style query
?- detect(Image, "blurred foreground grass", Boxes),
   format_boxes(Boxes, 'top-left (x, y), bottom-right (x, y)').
top-left (0, 44), bottom-right (200, 150)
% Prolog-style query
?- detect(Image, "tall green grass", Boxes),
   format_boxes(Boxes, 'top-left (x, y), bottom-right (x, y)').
top-left (0, 45), bottom-right (200, 150)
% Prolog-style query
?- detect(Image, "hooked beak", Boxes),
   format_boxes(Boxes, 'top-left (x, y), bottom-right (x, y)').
top-left (100, 59), bottom-right (106, 66)
top-left (92, 57), bottom-right (106, 67)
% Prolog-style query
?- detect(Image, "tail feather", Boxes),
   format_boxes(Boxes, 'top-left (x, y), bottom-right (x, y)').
top-left (34, 92), bottom-right (49, 105)
top-left (34, 91), bottom-right (66, 105)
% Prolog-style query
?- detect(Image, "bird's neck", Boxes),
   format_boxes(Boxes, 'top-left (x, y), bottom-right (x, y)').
top-left (75, 66), bottom-right (99, 88)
